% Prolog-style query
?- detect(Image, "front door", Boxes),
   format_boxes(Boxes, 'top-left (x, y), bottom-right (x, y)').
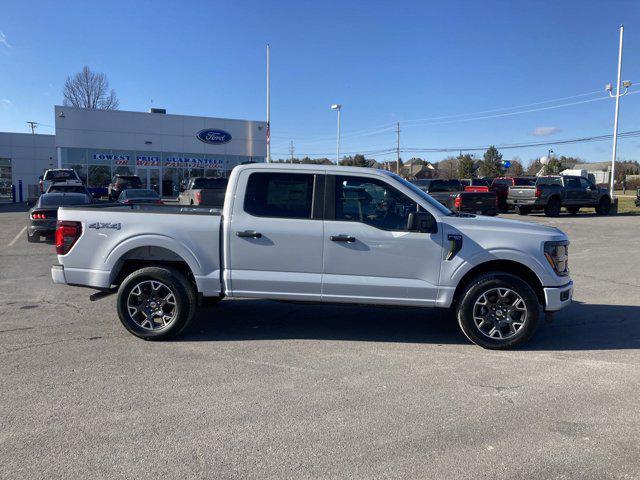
top-left (227, 169), bottom-right (325, 301)
top-left (138, 167), bottom-right (161, 196)
top-left (322, 174), bottom-right (443, 306)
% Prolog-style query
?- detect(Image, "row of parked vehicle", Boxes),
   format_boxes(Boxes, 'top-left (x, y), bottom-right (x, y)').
top-left (411, 173), bottom-right (614, 217)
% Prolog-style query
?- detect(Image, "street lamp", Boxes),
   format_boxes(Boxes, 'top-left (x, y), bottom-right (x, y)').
top-left (331, 104), bottom-right (342, 164)
top-left (605, 25), bottom-right (633, 198)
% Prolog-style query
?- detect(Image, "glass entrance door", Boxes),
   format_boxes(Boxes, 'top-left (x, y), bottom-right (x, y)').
top-left (138, 167), bottom-right (162, 196)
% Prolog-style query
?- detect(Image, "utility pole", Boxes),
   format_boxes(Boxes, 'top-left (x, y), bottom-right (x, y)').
top-left (266, 44), bottom-right (271, 163)
top-left (289, 141), bottom-right (295, 163)
top-left (27, 121), bottom-right (38, 134)
top-left (396, 122), bottom-right (401, 176)
top-left (606, 25), bottom-right (632, 198)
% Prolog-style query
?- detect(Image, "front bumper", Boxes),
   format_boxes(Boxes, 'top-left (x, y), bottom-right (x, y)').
top-left (543, 280), bottom-right (573, 311)
top-left (51, 264), bottom-right (67, 284)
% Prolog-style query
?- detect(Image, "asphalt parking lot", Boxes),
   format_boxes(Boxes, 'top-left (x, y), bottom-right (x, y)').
top-left (0, 205), bottom-right (638, 479)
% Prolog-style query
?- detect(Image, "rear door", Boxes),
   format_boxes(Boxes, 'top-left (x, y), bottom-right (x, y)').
top-left (563, 177), bottom-right (581, 205)
top-left (227, 169), bottom-right (325, 301)
top-left (578, 177), bottom-right (598, 205)
top-left (322, 174), bottom-right (443, 306)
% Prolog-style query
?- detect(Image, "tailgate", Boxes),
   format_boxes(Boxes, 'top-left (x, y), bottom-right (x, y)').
top-left (508, 185), bottom-right (536, 200)
top-left (458, 191), bottom-right (496, 209)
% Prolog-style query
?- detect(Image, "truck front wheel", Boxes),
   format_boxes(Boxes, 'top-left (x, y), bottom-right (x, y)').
top-left (544, 197), bottom-right (561, 217)
top-left (595, 197), bottom-right (611, 215)
top-left (455, 273), bottom-right (540, 349)
top-left (116, 266), bottom-right (196, 340)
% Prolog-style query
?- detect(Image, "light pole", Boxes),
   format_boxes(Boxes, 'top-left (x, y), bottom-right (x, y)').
top-left (331, 104), bottom-right (342, 164)
top-left (606, 25), bottom-right (632, 198)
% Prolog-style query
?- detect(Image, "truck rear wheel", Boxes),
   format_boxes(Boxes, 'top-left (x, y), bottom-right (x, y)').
top-left (455, 272), bottom-right (540, 349)
top-left (116, 266), bottom-right (196, 340)
top-left (595, 196), bottom-right (611, 215)
top-left (544, 197), bottom-right (561, 217)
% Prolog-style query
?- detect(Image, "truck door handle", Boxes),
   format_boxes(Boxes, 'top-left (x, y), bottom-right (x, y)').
top-left (330, 235), bottom-right (356, 243)
top-left (236, 230), bottom-right (262, 239)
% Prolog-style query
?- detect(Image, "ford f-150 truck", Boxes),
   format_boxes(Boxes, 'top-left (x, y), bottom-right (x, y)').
top-left (51, 164), bottom-right (572, 349)
top-left (411, 179), bottom-right (498, 216)
top-left (507, 175), bottom-right (612, 216)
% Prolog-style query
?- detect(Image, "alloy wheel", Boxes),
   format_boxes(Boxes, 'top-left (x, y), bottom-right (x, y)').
top-left (127, 280), bottom-right (177, 330)
top-left (472, 287), bottom-right (527, 340)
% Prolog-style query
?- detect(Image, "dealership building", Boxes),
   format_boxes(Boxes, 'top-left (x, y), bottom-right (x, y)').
top-left (0, 106), bottom-right (267, 201)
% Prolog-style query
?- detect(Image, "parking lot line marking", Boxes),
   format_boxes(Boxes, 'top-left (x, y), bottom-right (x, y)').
top-left (8, 226), bottom-right (27, 247)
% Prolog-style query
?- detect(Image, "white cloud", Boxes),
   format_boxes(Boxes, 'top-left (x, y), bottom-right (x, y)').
top-left (0, 31), bottom-right (11, 48)
top-left (0, 99), bottom-right (11, 108)
top-left (531, 126), bottom-right (561, 137)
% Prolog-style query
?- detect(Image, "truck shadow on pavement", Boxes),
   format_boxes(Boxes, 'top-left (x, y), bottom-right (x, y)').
top-left (181, 299), bottom-right (640, 351)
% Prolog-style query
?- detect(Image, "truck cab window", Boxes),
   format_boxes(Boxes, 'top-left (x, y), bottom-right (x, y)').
top-left (244, 172), bottom-right (315, 219)
top-left (335, 176), bottom-right (420, 231)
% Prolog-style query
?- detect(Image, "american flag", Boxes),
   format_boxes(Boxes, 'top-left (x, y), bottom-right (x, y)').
top-left (266, 122), bottom-right (270, 145)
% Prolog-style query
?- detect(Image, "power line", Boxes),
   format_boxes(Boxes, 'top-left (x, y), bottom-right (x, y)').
top-left (272, 130), bottom-right (640, 157)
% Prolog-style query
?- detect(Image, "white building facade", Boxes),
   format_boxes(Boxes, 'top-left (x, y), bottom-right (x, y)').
top-left (0, 106), bottom-right (266, 201)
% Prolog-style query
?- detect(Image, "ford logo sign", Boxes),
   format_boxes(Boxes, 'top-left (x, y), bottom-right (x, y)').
top-left (196, 129), bottom-right (232, 145)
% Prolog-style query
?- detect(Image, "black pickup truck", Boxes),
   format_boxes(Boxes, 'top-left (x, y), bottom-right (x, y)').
top-left (411, 179), bottom-right (498, 216)
top-left (507, 175), bottom-right (612, 216)
top-left (635, 187), bottom-right (640, 207)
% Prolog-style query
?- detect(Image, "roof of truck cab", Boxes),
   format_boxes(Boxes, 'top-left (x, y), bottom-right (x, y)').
top-left (233, 163), bottom-right (393, 176)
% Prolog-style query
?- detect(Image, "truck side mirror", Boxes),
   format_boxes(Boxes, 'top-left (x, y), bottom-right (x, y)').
top-left (407, 211), bottom-right (438, 233)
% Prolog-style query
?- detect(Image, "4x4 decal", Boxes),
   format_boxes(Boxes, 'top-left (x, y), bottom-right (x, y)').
top-left (88, 222), bottom-right (121, 231)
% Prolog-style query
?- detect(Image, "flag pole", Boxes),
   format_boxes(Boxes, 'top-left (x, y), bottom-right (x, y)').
top-left (266, 44), bottom-right (271, 163)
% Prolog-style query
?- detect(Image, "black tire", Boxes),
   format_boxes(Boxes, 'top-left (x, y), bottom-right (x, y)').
top-left (566, 207), bottom-right (580, 215)
top-left (516, 206), bottom-right (531, 215)
top-left (595, 196), bottom-right (611, 215)
top-left (544, 197), bottom-right (561, 217)
top-left (26, 232), bottom-right (37, 243)
top-left (455, 272), bottom-right (540, 349)
top-left (116, 266), bottom-right (196, 340)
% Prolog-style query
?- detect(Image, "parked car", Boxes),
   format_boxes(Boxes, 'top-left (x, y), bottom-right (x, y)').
top-left (412, 179), bottom-right (498, 216)
top-left (178, 176), bottom-right (228, 207)
top-left (491, 177), bottom-right (536, 211)
top-left (507, 175), bottom-right (612, 216)
top-left (118, 189), bottom-right (164, 205)
top-left (39, 168), bottom-right (83, 193)
top-left (636, 187), bottom-right (640, 207)
top-left (108, 175), bottom-right (143, 201)
top-left (27, 192), bottom-right (92, 243)
top-left (51, 164), bottom-right (573, 349)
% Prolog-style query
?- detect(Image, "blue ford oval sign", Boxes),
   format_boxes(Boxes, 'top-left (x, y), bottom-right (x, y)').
top-left (196, 129), bottom-right (232, 145)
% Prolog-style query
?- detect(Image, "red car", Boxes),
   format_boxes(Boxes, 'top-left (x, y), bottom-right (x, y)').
top-left (491, 177), bottom-right (536, 211)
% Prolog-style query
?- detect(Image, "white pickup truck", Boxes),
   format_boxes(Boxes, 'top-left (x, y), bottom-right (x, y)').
top-left (51, 164), bottom-right (573, 349)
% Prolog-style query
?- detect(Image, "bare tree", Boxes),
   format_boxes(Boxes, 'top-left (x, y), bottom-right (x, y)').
top-left (63, 66), bottom-right (119, 110)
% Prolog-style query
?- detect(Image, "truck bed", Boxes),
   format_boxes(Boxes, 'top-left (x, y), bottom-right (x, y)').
top-left (56, 204), bottom-right (223, 294)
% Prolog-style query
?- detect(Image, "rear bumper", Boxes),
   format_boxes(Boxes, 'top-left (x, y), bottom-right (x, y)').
top-left (543, 280), bottom-right (573, 311)
top-left (51, 264), bottom-right (67, 284)
top-left (506, 198), bottom-right (539, 206)
top-left (28, 224), bottom-right (56, 242)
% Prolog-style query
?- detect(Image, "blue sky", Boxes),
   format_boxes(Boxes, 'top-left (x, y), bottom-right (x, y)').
top-left (1, 0), bottom-right (640, 165)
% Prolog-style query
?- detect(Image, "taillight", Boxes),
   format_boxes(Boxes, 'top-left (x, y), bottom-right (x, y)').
top-left (535, 187), bottom-right (542, 198)
top-left (454, 196), bottom-right (462, 209)
top-left (55, 221), bottom-right (82, 255)
top-left (156, 199), bottom-right (164, 205)
top-left (31, 212), bottom-right (46, 219)
top-left (195, 192), bottom-right (202, 204)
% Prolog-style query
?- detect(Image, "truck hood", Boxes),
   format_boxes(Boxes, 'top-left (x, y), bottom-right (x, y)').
top-left (443, 214), bottom-right (567, 242)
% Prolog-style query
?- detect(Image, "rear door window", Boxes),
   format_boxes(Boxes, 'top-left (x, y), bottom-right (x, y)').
top-left (244, 172), bottom-right (315, 219)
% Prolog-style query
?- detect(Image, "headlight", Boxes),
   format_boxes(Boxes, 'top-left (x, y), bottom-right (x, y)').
top-left (544, 240), bottom-right (569, 276)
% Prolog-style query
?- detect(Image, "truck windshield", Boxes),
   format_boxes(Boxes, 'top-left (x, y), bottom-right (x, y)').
top-left (381, 172), bottom-right (452, 215)
top-left (514, 178), bottom-right (535, 186)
